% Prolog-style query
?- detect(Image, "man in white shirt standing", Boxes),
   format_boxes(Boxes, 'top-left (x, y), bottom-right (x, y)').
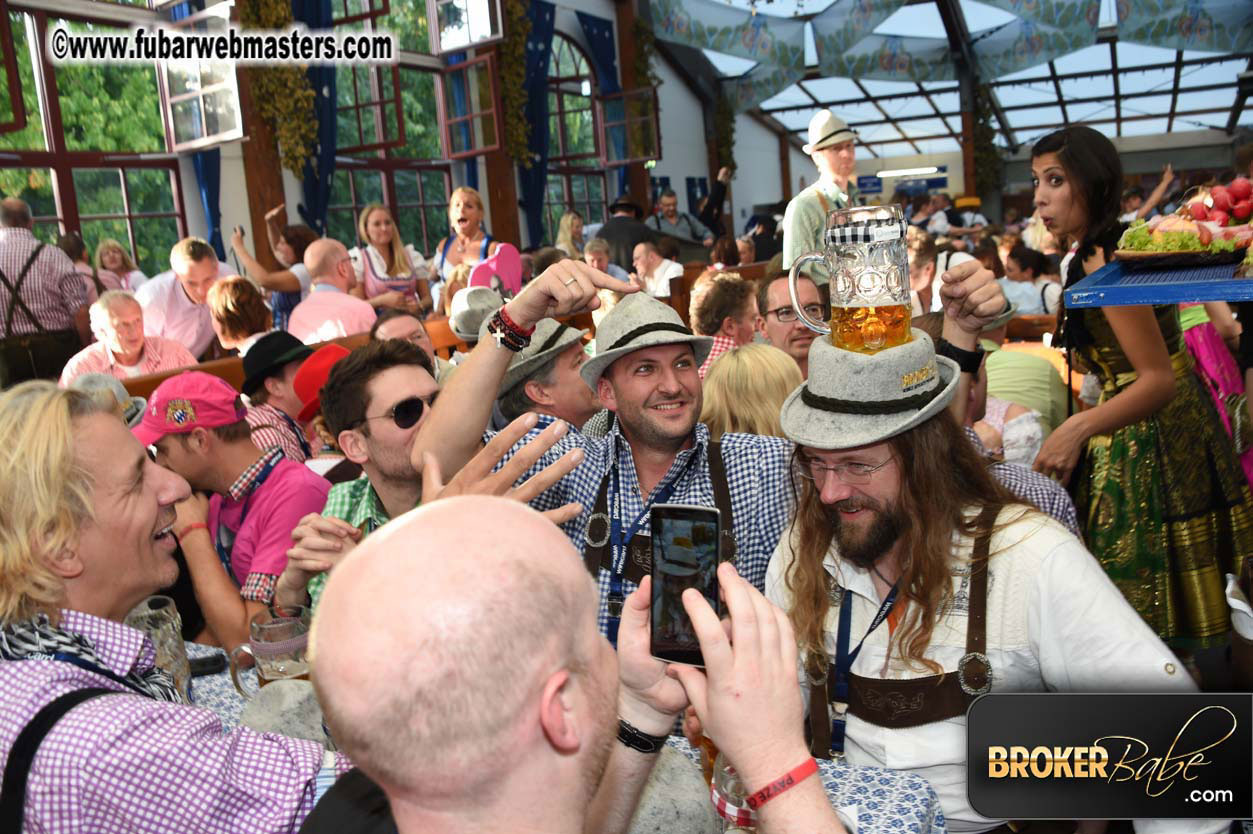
top-left (782, 110), bottom-right (859, 287)
top-left (288, 238), bottom-right (378, 345)
top-left (135, 237), bottom-right (225, 359)
top-left (630, 241), bottom-right (683, 299)
top-left (764, 328), bottom-right (1222, 833)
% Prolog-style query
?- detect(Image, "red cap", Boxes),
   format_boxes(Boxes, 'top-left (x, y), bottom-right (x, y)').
top-left (293, 343), bottom-right (351, 423)
top-left (133, 371), bottom-right (247, 447)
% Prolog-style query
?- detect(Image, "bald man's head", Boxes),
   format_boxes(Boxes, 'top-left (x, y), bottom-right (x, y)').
top-left (1, 198), bottom-right (31, 229)
top-left (313, 496), bottom-right (612, 802)
top-left (303, 237), bottom-right (352, 289)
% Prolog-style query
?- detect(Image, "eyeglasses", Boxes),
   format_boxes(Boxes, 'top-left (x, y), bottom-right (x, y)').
top-left (793, 454), bottom-right (892, 486)
top-left (355, 394), bottom-right (436, 431)
top-left (765, 304), bottom-right (827, 323)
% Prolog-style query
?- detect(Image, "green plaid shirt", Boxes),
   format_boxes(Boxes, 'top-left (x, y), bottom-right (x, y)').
top-left (306, 475), bottom-right (391, 610)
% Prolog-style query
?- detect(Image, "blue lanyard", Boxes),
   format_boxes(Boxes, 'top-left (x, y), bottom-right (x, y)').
top-left (604, 449), bottom-right (698, 645)
top-left (825, 584), bottom-right (897, 755)
top-left (214, 457), bottom-right (281, 580)
top-left (10, 652), bottom-right (155, 699)
top-left (278, 410), bottom-right (313, 459)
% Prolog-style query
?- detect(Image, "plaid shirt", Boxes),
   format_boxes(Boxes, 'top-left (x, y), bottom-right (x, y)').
top-left (58, 336), bottom-right (197, 386)
top-left (306, 475), bottom-right (392, 610)
top-left (966, 427), bottom-right (1080, 536)
top-left (247, 403), bottom-right (309, 463)
top-left (222, 447), bottom-right (284, 602)
top-left (0, 609), bottom-right (351, 832)
top-left (0, 227), bottom-right (87, 335)
top-left (493, 414), bottom-right (795, 636)
top-left (698, 334), bottom-right (738, 379)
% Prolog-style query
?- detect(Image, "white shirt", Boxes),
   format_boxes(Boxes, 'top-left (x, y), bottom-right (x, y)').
top-left (766, 507), bottom-right (1214, 834)
top-left (134, 265), bottom-right (232, 358)
top-left (642, 258), bottom-right (684, 298)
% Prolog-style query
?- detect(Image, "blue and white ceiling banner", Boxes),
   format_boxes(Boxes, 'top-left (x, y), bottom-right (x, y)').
top-left (726, 63), bottom-right (808, 111)
top-left (811, 0), bottom-right (908, 77)
top-left (973, 18), bottom-right (1100, 78)
top-left (651, 0), bottom-right (807, 73)
top-left (1117, 0), bottom-right (1253, 53)
top-left (978, 0), bottom-right (1102, 37)
top-left (818, 33), bottom-right (955, 82)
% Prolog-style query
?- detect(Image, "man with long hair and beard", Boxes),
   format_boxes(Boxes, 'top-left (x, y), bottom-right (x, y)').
top-left (764, 331), bottom-right (1221, 834)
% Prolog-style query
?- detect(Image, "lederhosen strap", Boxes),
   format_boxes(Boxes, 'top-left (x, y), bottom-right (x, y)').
top-left (0, 687), bottom-right (116, 829)
top-left (582, 440), bottom-right (737, 584)
top-left (1, 244), bottom-right (49, 337)
top-left (89, 267), bottom-right (105, 298)
top-left (808, 505), bottom-right (999, 753)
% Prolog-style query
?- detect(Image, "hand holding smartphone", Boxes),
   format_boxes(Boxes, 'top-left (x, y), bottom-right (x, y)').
top-left (649, 503), bottom-right (722, 667)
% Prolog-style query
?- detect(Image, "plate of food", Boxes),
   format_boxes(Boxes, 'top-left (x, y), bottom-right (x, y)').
top-left (1116, 178), bottom-right (1253, 269)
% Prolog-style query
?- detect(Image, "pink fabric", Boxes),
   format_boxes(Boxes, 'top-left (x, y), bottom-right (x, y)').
top-left (287, 289), bottom-right (377, 345)
top-left (469, 242), bottom-right (522, 297)
top-left (59, 336), bottom-right (197, 386)
top-left (360, 245), bottom-right (417, 299)
top-left (75, 262), bottom-right (124, 305)
top-left (1183, 319), bottom-right (1253, 486)
top-left (207, 459), bottom-right (330, 586)
top-left (981, 396), bottom-right (1011, 432)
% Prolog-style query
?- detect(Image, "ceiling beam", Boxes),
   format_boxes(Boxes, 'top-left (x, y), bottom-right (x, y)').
top-left (1228, 60), bottom-right (1253, 134)
top-left (1167, 50), bottom-right (1183, 133)
top-left (1048, 61), bottom-right (1068, 126)
top-left (852, 76), bottom-right (922, 154)
top-left (1109, 41), bottom-right (1122, 137)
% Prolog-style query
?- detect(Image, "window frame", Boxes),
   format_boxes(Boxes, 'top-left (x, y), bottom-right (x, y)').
top-left (328, 157), bottom-right (451, 255)
top-left (434, 50), bottom-right (501, 160)
top-left (0, 0), bottom-right (27, 136)
top-left (157, 0), bottom-right (245, 154)
top-left (542, 34), bottom-right (606, 245)
top-left (595, 86), bottom-right (662, 168)
top-left (424, 0), bottom-right (503, 56)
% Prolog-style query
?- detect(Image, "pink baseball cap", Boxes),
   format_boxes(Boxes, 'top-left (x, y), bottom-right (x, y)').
top-left (132, 371), bottom-right (248, 447)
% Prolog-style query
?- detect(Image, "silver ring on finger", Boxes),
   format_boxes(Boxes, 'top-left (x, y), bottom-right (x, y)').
top-left (562, 277), bottom-right (578, 287)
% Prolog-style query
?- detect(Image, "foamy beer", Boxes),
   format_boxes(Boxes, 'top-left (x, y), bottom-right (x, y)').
top-left (787, 205), bottom-right (912, 353)
top-left (229, 605), bottom-right (311, 698)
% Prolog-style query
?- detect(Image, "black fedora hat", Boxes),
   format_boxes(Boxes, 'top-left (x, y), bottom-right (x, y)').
top-left (242, 331), bottom-right (314, 396)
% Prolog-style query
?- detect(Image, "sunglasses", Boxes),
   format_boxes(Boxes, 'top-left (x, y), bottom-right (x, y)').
top-left (355, 393), bottom-right (436, 431)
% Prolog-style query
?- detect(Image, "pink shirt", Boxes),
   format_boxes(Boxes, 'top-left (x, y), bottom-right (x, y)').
top-left (75, 262), bottom-right (124, 305)
top-left (287, 285), bottom-right (377, 345)
top-left (207, 458), bottom-right (330, 589)
top-left (59, 335), bottom-right (197, 385)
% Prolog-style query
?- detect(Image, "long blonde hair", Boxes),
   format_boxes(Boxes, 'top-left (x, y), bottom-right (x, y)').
top-left (699, 344), bottom-right (801, 442)
top-left (441, 263), bottom-right (473, 317)
top-left (358, 203), bottom-right (413, 277)
top-left (0, 383), bottom-right (108, 625)
top-left (555, 210), bottom-right (583, 255)
top-left (93, 238), bottom-right (138, 274)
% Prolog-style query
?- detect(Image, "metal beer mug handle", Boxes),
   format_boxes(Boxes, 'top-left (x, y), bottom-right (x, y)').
top-left (787, 254), bottom-right (830, 335)
top-left (228, 643), bottom-right (257, 699)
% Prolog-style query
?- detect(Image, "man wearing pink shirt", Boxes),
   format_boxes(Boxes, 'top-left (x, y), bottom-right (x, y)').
top-left (288, 238), bottom-right (377, 345)
top-left (59, 291), bottom-right (197, 385)
top-left (136, 372), bottom-right (330, 650)
top-left (135, 237), bottom-right (225, 359)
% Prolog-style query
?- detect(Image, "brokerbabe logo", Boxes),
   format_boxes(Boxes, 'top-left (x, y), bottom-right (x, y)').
top-left (967, 694), bottom-right (1252, 819)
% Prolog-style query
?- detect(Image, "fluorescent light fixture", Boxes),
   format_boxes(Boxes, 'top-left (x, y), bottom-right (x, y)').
top-left (876, 166), bottom-right (939, 178)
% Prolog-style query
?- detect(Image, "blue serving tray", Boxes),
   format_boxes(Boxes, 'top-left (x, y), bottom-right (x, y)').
top-left (1063, 260), bottom-right (1250, 308)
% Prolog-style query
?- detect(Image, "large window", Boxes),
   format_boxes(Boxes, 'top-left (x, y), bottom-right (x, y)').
top-left (543, 34), bottom-right (606, 245)
top-left (0, 10), bottom-right (185, 275)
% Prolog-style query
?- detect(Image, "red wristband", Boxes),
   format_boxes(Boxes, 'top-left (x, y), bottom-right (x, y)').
top-left (745, 757), bottom-right (819, 810)
top-left (497, 305), bottom-right (535, 338)
top-left (175, 522), bottom-right (209, 541)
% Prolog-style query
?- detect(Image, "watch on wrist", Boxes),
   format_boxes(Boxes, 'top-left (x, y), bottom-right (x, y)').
top-left (936, 338), bottom-right (985, 375)
top-left (617, 718), bottom-right (667, 754)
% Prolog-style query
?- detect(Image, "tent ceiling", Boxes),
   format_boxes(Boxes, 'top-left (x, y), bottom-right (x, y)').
top-left (678, 0), bottom-right (1251, 158)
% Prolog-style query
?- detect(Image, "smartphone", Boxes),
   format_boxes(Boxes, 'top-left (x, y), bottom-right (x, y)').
top-left (189, 652), bottom-right (227, 677)
top-left (650, 504), bottom-right (721, 667)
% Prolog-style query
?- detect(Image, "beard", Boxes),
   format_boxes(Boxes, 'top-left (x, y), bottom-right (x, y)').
top-left (828, 496), bottom-right (909, 570)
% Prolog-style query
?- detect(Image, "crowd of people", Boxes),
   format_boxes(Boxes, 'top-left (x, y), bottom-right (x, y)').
top-left (0, 112), bottom-right (1250, 834)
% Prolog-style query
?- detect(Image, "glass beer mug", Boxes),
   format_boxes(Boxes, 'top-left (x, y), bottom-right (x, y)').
top-left (788, 204), bottom-right (912, 354)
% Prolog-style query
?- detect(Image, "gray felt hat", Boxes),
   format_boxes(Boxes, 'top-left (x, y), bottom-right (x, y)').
top-left (496, 317), bottom-right (589, 395)
top-left (780, 329), bottom-right (959, 450)
top-left (579, 292), bottom-right (713, 390)
top-left (449, 286), bottom-right (504, 341)
top-left (69, 373), bottom-right (147, 428)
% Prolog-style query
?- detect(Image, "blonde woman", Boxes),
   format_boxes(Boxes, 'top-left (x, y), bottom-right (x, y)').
top-left (439, 262), bottom-right (473, 318)
top-left (431, 187), bottom-right (500, 310)
top-left (349, 203), bottom-right (434, 317)
top-left (554, 210), bottom-right (584, 257)
top-left (94, 238), bottom-right (148, 291)
top-left (699, 343), bottom-right (802, 442)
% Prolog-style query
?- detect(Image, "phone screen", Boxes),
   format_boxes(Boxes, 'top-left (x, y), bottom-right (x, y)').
top-left (650, 504), bottom-right (720, 667)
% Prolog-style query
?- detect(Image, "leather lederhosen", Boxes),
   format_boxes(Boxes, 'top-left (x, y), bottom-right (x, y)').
top-left (581, 441), bottom-right (736, 616)
top-left (0, 243), bottom-right (82, 386)
top-left (808, 505), bottom-right (999, 758)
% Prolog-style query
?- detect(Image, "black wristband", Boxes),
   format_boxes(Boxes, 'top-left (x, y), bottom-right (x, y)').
top-left (617, 718), bottom-right (667, 754)
top-left (936, 337), bottom-right (985, 375)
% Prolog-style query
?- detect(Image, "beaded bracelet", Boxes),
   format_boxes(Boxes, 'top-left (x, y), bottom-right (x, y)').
top-left (485, 310), bottom-right (530, 352)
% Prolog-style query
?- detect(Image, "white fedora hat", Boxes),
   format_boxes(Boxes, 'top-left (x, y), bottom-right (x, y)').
top-left (495, 317), bottom-right (589, 395)
top-left (780, 329), bottom-right (959, 450)
top-left (579, 293), bottom-right (713, 390)
top-left (449, 286), bottom-right (503, 341)
top-left (803, 110), bottom-right (858, 155)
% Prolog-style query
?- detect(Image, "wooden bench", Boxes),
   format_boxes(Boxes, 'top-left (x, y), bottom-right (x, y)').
top-left (423, 316), bottom-right (469, 359)
top-left (122, 332), bottom-right (371, 400)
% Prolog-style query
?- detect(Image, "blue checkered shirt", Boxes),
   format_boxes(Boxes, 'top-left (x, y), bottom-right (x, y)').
top-left (965, 427), bottom-right (1080, 536)
top-left (491, 414), bottom-right (796, 637)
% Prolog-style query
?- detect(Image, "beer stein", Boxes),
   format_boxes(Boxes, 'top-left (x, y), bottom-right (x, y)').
top-left (229, 605), bottom-right (311, 698)
top-left (125, 595), bottom-right (191, 702)
top-left (788, 204), bottom-right (912, 353)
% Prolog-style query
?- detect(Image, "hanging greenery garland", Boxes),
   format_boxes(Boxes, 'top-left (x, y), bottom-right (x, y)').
top-left (634, 17), bottom-right (662, 89)
top-left (501, 0), bottom-right (531, 166)
top-left (973, 84), bottom-right (1003, 196)
top-left (238, 0), bottom-right (318, 176)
